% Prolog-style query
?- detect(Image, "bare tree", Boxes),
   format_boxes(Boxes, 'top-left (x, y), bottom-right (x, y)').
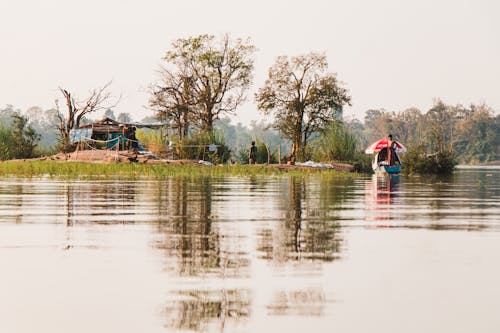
top-left (149, 72), bottom-right (194, 139)
top-left (55, 82), bottom-right (119, 151)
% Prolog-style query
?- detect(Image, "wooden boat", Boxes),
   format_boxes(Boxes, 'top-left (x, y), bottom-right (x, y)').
top-left (371, 152), bottom-right (402, 174)
top-left (365, 139), bottom-right (406, 174)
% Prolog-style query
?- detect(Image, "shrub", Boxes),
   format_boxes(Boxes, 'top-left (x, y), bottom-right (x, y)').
top-left (0, 114), bottom-right (41, 160)
top-left (236, 142), bottom-right (278, 164)
top-left (136, 129), bottom-right (168, 156)
top-left (352, 152), bottom-right (373, 173)
top-left (312, 122), bottom-right (358, 162)
top-left (0, 125), bottom-right (15, 160)
top-left (175, 131), bottom-right (231, 164)
top-left (402, 144), bottom-right (457, 174)
top-left (11, 114), bottom-right (41, 158)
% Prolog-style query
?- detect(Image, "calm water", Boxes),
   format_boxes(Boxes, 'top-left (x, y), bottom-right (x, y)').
top-left (1, 168), bottom-right (499, 333)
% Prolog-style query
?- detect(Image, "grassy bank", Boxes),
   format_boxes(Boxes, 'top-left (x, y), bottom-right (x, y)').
top-left (0, 160), bottom-right (355, 179)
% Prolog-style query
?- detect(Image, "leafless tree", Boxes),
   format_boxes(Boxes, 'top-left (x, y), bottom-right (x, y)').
top-left (55, 81), bottom-right (119, 151)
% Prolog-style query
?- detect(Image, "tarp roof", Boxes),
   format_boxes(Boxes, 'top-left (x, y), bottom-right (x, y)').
top-left (78, 117), bottom-right (170, 134)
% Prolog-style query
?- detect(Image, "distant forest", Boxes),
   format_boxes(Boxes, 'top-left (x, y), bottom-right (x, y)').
top-left (0, 34), bottom-right (498, 165)
top-left (0, 99), bottom-right (498, 164)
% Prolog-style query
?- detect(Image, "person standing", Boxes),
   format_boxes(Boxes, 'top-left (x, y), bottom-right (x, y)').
top-left (387, 134), bottom-right (397, 166)
top-left (249, 141), bottom-right (257, 164)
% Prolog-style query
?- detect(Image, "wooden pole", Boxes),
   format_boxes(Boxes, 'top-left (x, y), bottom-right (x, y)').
top-left (278, 144), bottom-right (281, 164)
top-left (264, 143), bottom-right (271, 164)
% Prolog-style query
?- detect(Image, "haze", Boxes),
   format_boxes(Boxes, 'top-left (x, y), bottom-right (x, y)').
top-left (1, 0), bottom-right (499, 124)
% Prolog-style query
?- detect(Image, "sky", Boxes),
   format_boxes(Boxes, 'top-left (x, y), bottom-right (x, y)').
top-left (0, 0), bottom-right (499, 125)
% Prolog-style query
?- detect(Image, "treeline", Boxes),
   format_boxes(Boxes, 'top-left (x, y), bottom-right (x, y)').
top-left (0, 107), bottom-right (41, 160)
top-left (349, 100), bottom-right (499, 166)
top-left (0, 33), bottom-right (498, 169)
top-left (1, 100), bottom-right (498, 167)
top-left (0, 104), bottom-right (133, 160)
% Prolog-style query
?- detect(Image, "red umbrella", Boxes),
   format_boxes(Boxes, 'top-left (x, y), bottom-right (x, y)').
top-left (365, 139), bottom-right (407, 154)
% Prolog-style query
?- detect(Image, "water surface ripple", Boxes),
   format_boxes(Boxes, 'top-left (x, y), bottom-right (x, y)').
top-left (0, 168), bottom-right (499, 332)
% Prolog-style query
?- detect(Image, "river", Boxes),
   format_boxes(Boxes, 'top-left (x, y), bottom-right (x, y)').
top-left (0, 167), bottom-right (499, 332)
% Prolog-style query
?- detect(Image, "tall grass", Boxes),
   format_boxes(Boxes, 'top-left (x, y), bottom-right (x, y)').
top-left (312, 122), bottom-right (358, 162)
top-left (136, 129), bottom-right (168, 155)
top-left (0, 160), bottom-right (355, 180)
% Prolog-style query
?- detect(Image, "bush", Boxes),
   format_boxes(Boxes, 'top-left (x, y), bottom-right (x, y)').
top-left (0, 125), bottom-right (15, 160)
top-left (136, 129), bottom-right (168, 155)
top-left (11, 114), bottom-right (41, 158)
top-left (313, 122), bottom-right (357, 162)
top-left (352, 152), bottom-right (373, 173)
top-left (402, 144), bottom-right (457, 174)
top-left (175, 131), bottom-right (231, 164)
top-left (0, 114), bottom-right (41, 160)
top-left (236, 142), bottom-right (278, 164)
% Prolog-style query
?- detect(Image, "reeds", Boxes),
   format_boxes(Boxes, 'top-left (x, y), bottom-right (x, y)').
top-left (0, 160), bottom-right (354, 180)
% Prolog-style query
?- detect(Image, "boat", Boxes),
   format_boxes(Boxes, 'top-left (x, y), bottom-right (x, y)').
top-left (365, 139), bottom-right (407, 174)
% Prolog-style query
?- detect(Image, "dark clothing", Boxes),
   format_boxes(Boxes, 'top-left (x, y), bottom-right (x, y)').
top-left (387, 139), bottom-right (396, 166)
top-left (249, 144), bottom-right (257, 164)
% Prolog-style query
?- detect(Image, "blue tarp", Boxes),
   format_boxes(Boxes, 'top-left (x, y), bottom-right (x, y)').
top-left (69, 128), bottom-right (93, 143)
top-left (107, 133), bottom-right (126, 148)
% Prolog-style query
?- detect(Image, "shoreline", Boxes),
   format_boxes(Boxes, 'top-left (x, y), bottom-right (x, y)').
top-left (0, 159), bottom-right (356, 179)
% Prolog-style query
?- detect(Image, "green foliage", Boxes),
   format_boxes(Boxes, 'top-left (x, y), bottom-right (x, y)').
top-left (352, 153), bottom-right (373, 173)
top-left (0, 160), bottom-right (355, 179)
top-left (152, 34), bottom-right (256, 135)
top-left (402, 144), bottom-right (457, 174)
top-left (236, 142), bottom-right (278, 164)
top-left (255, 52), bottom-right (351, 162)
top-left (11, 114), bottom-right (41, 158)
top-left (0, 113), bottom-right (41, 160)
top-left (136, 128), bottom-right (168, 155)
top-left (215, 117), bottom-right (289, 163)
top-left (0, 124), bottom-right (16, 160)
top-left (313, 122), bottom-right (357, 162)
top-left (363, 101), bottom-right (499, 167)
top-left (174, 130), bottom-right (231, 164)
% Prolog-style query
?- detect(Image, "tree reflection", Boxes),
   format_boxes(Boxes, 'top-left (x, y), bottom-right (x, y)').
top-left (151, 177), bottom-right (255, 332)
top-left (258, 176), bottom-right (345, 263)
top-left (267, 288), bottom-right (326, 317)
top-left (153, 178), bottom-right (250, 278)
top-left (164, 289), bottom-right (251, 332)
top-left (61, 180), bottom-right (138, 225)
top-left (153, 178), bottom-right (223, 276)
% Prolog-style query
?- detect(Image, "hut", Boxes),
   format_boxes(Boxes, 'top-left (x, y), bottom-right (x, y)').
top-left (70, 117), bottom-right (166, 151)
top-left (65, 118), bottom-right (174, 164)
top-left (75, 117), bottom-right (135, 150)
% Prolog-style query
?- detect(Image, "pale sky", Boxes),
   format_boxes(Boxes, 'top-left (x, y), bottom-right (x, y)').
top-left (1, 0), bottom-right (499, 125)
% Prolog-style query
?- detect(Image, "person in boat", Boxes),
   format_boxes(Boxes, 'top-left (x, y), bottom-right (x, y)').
top-left (387, 134), bottom-right (397, 166)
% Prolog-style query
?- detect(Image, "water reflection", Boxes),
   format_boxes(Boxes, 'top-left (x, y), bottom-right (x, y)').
top-left (258, 177), bottom-right (346, 263)
top-left (1, 169), bottom-right (499, 333)
top-left (152, 176), bottom-right (349, 331)
top-left (164, 289), bottom-right (251, 332)
top-left (267, 288), bottom-right (326, 316)
top-left (365, 174), bottom-right (400, 221)
top-left (153, 178), bottom-right (242, 278)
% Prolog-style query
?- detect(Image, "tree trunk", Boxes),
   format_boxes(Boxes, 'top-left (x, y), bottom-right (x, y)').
top-left (201, 104), bottom-right (214, 132)
top-left (290, 112), bottom-right (304, 163)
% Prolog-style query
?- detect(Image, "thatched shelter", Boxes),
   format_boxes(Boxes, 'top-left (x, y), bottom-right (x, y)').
top-left (71, 117), bottom-right (165, 151)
